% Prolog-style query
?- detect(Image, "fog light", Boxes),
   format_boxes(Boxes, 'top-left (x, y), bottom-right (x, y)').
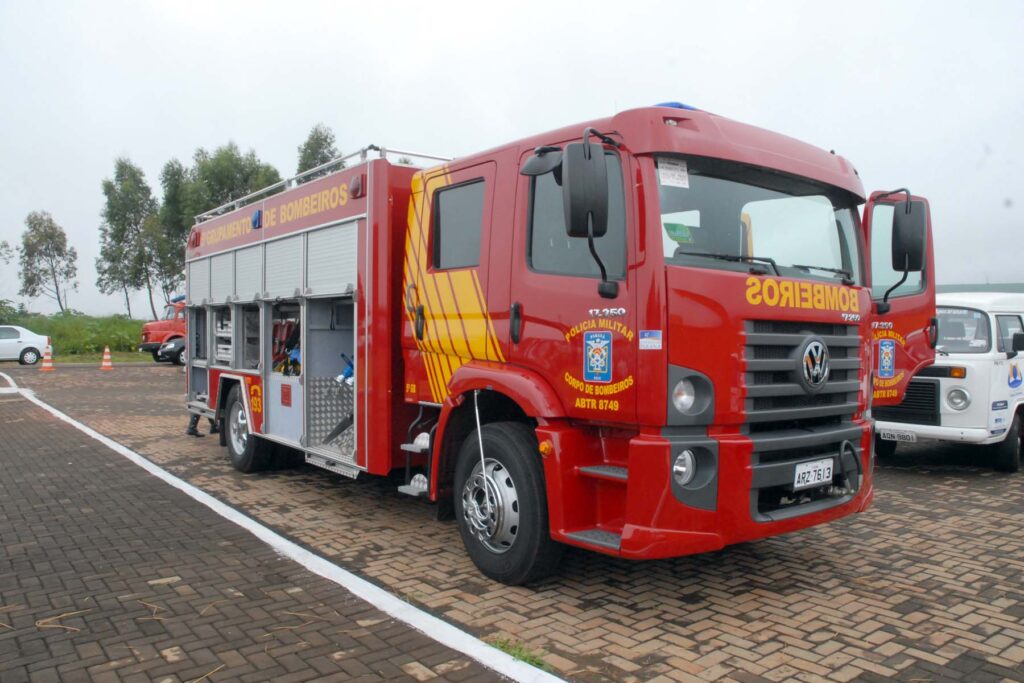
top-left (672, 378), bottom-right (696, 413)
top-left (947, 388), bottom-right (971, 410)
top-left (673, 450), bottom-right (696, 486)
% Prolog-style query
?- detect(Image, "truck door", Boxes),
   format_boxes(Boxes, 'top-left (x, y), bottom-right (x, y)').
top-left (865, 191), bottom-right (936, 406)
top-left (507, 146), bottom-right (637, 422)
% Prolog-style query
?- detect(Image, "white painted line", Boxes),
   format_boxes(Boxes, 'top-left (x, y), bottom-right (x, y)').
top-left (0, 371), bottom-right (17, 389)
top-left (15, 389), bottom-right (564, 683)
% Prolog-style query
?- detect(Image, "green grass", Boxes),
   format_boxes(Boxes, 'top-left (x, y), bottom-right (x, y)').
top-left (0, 313), bottom-right (144, 355)
top-left (488, 638), bottom-right (551, 671)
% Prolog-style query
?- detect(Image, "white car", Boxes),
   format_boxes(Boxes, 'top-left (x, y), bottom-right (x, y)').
top-left (0, 325), bottom-right (51, 365)
top-left (874, 292), bottom-right (1024, 472)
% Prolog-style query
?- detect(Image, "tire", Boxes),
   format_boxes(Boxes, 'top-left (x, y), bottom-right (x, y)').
top-left (874, 436), bottom-right (897, 460)
top-left (224, 385), bottom-right (270, 473)
top-left (19, 348), bottom-right (40, 365)
top-left (453, 421), bottom-right (562, 585)
top-left (174, 347), bottom-right (186, 366)
top-left (994, 413), bottom-right (1022, 473)
top-left (151, 350), bottom-right (162, 362)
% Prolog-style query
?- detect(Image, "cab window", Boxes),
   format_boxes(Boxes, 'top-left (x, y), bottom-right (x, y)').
top-left (0, 327), bottom-right (18, 340)
top-left (996, 315), bottom-right (1024, 352)
top-left (433, 180), bottom-right (484, 270)
top-left (528, 151), bottom-right (626, 279)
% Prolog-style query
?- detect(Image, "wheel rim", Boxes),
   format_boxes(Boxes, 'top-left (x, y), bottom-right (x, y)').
top-left (229, 402), bottom-right (249, 455)
top-left (178, 349), bottom-right (186, 365)
top-left (23, 351), bottom-right (38, 364)
top-left (461, 458), bottom-right (520, 554)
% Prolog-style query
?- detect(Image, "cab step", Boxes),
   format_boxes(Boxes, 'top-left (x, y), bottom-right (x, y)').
top-left (578, 465), bottom-right (628, 483)
top-left (564, 528), bottom-right (622, 552)
top-left (398, 473), bottom-right (429, 497)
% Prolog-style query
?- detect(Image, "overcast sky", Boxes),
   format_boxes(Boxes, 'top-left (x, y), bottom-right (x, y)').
top-left (1, 0), bottom-right (1020, 316)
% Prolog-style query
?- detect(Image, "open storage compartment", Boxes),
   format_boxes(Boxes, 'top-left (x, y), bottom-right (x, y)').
top-left (305, 297), bottom-right (356, 463)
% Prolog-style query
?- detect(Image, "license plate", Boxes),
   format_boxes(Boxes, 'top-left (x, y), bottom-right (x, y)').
top-left (878, 429), bottom-right (916, 443)
top-left (793, 458), bottom-right (834, 490)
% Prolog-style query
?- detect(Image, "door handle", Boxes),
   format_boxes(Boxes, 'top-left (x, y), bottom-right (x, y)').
top-left (510, 302), bottom-right (522, 344)
top-left (414, 305), bottom-right (425, 341)
top-left (927, 316), bottom-right (938, 349)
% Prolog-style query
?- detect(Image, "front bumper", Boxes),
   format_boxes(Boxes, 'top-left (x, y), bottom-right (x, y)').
top-left (540, 421), bottom-right (873, 560)
top-left (139, 342), bottom-right (161, 352)
top-left (875, 420), bottom-right (992, 444)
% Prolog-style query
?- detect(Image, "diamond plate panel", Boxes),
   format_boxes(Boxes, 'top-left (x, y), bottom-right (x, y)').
top-left (308, 376), bottom-right (355, 459)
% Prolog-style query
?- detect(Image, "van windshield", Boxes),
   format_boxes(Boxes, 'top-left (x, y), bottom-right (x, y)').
top-left (656, 154), bottom-right (863, 284)
top-left (936, 307), bottom-right (991, 353)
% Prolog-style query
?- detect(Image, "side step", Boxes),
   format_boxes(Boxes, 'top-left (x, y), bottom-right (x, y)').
top-left (578, 465), bottom-right (628, 483)
top-left (398, 473), bottom-right (429, 497)
top-left (564, 529), bottom-right (622, 552)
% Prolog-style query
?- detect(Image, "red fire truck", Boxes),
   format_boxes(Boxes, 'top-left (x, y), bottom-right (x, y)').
top-left (139, 295), bottom-right (187, 363)
top-left (184, 105), bottom-right (935, 584)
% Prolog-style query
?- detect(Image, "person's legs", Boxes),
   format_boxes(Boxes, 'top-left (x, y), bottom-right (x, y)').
top-left (186, 413), bottom-right (203, 437)
top-left (208, 417), bottom-right (219, 434)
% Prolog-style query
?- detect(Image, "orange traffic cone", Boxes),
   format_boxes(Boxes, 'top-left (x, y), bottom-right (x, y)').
top-left (99, 346), bottom-right (114, 371)
top-left (39, 346), bottom-right (55, 372)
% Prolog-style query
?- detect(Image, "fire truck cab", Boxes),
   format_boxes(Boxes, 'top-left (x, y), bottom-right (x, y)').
top-left (185, 105), bottom-right (936, 584)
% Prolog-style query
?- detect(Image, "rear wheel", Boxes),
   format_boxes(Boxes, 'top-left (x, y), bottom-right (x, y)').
top-left (225, 385), bottom-right (270, 472)
top-left (453, 421), bottom-right (562, 585)
top-left (19, 348), bottom-right (40, 365)
top-left (874, 436), bottom-right (897, 460)
top-left (994, 414), bottom-right (1022, 473)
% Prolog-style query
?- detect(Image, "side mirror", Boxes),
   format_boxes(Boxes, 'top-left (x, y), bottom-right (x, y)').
top-left (520, 146), bottom-right (563, 177)
top-left (891, 200), bottom-right (926, 272)
top-left (561, 141), bottom-right (608, 238)
top-left (1013, 333), bottom-right (1024, 352)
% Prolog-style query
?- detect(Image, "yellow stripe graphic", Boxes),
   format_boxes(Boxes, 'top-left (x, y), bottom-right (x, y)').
top-left (402, 166), bottom-right (505, 401)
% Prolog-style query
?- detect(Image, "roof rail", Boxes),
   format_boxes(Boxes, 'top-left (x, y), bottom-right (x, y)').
top-left (194, 145), bottom-right (452, 223)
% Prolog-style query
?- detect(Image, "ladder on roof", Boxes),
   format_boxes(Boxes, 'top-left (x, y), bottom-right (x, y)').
top-left (195, 145), bottom-right (451, 223)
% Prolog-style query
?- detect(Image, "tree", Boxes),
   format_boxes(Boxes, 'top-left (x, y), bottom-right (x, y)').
top-left (0, 240), bottom-right (12, 264)
top-left (95, 224), bottom-right (137, 317)
top-left (100, 158), bottom-right (161, 318)
top-left (296, 123), bottom-right (340, 183)
top-left (190, 143), bottom-right (282, 212)
top-left (16, 211), bottom-right (78, 313)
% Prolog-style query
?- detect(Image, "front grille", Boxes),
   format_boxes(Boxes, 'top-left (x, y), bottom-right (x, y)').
top-left (744, 320), bottom-right (864, 521)
top-left (743, 320), bottom-right (862, 428)
top-left (873, 378), bottom-right (940, 426)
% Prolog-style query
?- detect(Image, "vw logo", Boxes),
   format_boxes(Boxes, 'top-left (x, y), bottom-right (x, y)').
top-left (799, 337), bottom-right (830, 392)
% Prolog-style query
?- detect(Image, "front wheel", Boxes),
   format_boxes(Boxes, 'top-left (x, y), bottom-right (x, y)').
top-left (453, 421), bottom-right (562, 585)
top-left (174, 347), bottom-right (186, 366)
top-left (225, 385), bottom-right (270, 472)
top-left (994, 414), bottom-right (1022, 473)
top-left (151, 350), bottom-right (161, 362)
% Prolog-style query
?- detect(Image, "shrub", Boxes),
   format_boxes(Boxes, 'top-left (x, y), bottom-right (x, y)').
top-left (4, 312), bottom-right (144, 354)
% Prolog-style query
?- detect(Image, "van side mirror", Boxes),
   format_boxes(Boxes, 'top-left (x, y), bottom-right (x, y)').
top-left (891, 200), bottom-right (926, 272)
top-left (561, 141), bottom-right (609, 239)
top-left (1013, 333), bottom-right (1024, 353)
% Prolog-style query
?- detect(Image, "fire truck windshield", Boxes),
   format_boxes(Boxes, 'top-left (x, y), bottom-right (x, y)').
top-left (656, 154), bottom-right (863, 285)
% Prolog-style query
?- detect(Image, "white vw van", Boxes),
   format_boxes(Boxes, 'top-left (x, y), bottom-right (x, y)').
top-left (874, 292), bottom-right (1024, 471)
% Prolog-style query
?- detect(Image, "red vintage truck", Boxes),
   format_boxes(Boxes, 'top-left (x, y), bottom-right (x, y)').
top-left (184, 104), bottom-right (936, 584)
top-left (139, 295), bottom-right (187, 363)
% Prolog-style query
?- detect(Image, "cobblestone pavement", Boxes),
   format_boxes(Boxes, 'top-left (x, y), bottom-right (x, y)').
top-left (6, 364), bottom-right (1024, 682)
top-left (0, 386), bottom-right (494, 682)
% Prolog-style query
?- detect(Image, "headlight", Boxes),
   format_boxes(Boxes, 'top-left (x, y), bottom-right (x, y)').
top-left (672, 450), bottom-right (696, 486)
top-left (947, 388), bottom-right (971, 411)
top-left (672, 379), bottom-right (696, 413)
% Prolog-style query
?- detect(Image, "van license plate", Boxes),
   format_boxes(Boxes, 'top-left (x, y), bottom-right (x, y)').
top-left (793, 458), bottom-right (834, 490)
top-left (878, 429), bottom-right (916, 443)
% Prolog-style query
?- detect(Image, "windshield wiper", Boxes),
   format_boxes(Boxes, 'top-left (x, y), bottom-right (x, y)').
top-left (935, 345), bottom-right (949, 356)
top-left (792, 264), bottom-right (854, 286)
top-left (674, 250), bottom-right (780, 276)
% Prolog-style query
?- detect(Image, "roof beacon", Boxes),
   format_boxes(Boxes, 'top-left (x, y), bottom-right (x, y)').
top-left (656, 101), bottom-right (698, 110)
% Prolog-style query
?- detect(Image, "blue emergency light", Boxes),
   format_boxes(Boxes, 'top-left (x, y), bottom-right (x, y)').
top-left (655, 102), bottom-right (698, 110)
